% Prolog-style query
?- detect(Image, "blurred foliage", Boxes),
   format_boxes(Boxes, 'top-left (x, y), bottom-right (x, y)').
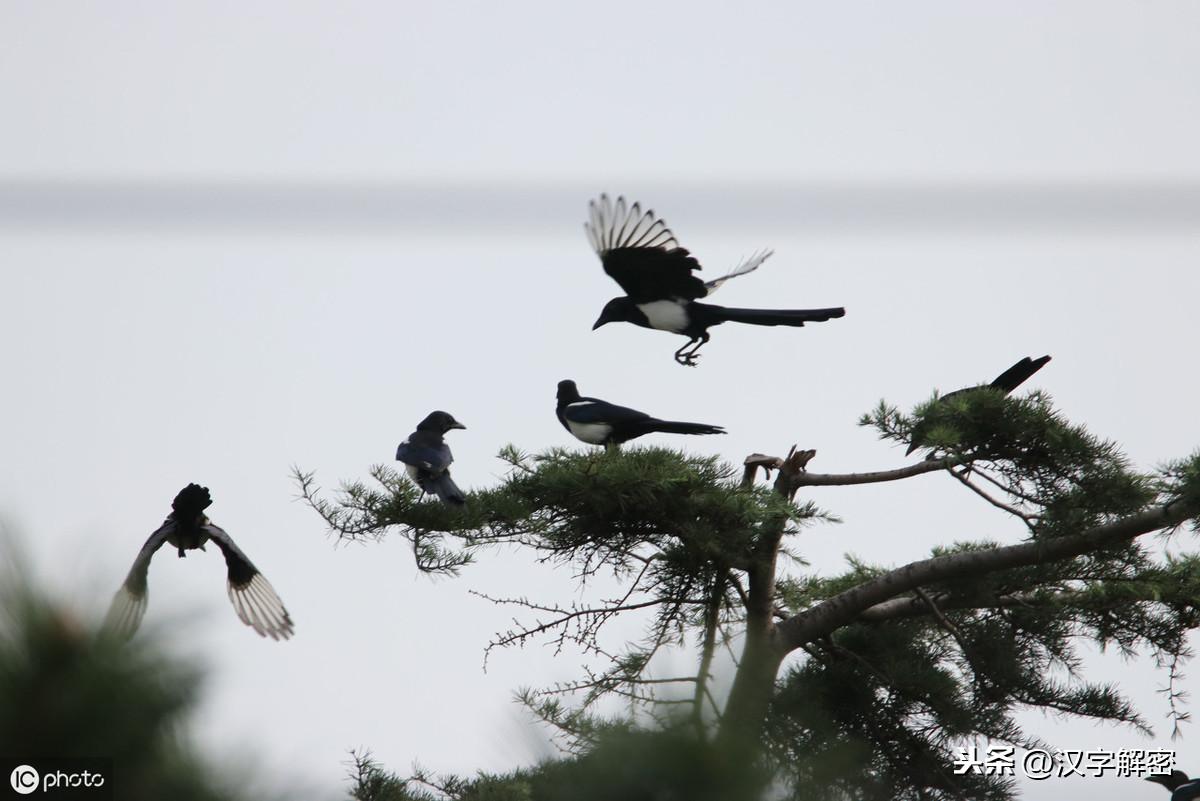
top-left (0, 553), bottom-right (249, 801)
top-left (347, 725), bottom-right (765, 801)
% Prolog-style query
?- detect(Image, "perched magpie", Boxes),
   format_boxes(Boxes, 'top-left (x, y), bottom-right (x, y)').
top-left (396, 410), bottom-right (467, 505)
top-left (105, 483), bottom-right (294, 641)
top-left (556, 380), bottom-right (725, 447)
top-left (586, 194), bottom-right (846, 366)
top-left (1147, 770), bottom-right (1200, 800)
top-left (906, 355), bottom-right (1052, 456)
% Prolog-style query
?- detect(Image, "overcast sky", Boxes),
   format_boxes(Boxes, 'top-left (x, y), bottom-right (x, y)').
top-left (3, 3), bottom-right (1200, 800)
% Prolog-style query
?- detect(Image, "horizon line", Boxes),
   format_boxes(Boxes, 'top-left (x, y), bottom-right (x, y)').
top-left (3, 178), bottom-right (1199, 231)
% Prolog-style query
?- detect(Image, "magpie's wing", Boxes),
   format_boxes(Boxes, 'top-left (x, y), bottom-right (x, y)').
top-left (585, 194), bottom-right (707, 302)
top-left (396, 434), bottom-right (453, 473)
top-left (563, 397), bottom-right (652, 425)
top-left (104, 519), bottom-right (173, 639)
top-left (704, 249), bottom-right (773, 295)
top-left (203, 523), bottom-right (295, 641)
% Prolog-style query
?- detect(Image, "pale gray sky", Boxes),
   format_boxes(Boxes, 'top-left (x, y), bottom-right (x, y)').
top-left (2, 3), bottom-right (1200, 799)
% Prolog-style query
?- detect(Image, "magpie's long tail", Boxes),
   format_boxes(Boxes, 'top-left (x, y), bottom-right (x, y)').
top-left (639, 419), bottom-right (726, 437)
top-left (713, 305), bottom-right (846, 326)
top-left (429, 472), bottom-right (467, 506)
top-left (989, 355), bottom-right (1052, 394)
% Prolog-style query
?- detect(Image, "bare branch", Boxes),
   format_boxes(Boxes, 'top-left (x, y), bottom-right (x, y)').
top-left (970, 465), bottom-right (1042, 504)
top-left (950, 467), bottom-right (1038, 529)
top-left (478, 594), bottom-right (682, 653)
top-left (742, 453), bottom-right (784, 488)
top-left (793, 457), bottom-right (956, 487)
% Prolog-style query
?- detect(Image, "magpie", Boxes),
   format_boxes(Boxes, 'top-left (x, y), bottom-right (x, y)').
top-left (1147, 770), bottom-right (1200, 801)
top-left (105, 483), bottom-right (294, 641)
top-left (586, 194), bottom-right (846, 366)
top-left (906, 355), bottom-right (1052, 456)
top-left (556, 380), bottom-right (725, 447)
top-left (396, 410), bottom-right (467, 505)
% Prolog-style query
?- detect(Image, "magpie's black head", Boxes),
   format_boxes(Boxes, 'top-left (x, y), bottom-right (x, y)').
top-left (557, 380), bottom-right (581, 404)
top-left (171, 483), bottom-right (213, 523)
top-left (593, 297), bottom-right (637, 330)
top-left (1147, 770), bottom-right (1190, 791)
top-left (416, 410), bottom-right (466, 434)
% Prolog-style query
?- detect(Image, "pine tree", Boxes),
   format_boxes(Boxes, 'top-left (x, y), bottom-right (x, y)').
top-left (300, 387), bottom-right (1200, 800)
top-left (0, 555), bottom-right (258, 801)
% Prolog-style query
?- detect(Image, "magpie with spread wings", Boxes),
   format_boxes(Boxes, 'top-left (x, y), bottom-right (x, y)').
top-left (105, 483), bottom-right (294, 640)
top-left (556, 380), bottom-right (725, 448)
top-left (396, 410), bottom-right (467, 505)
top-left (586, 194), bottom-right (846, 366)
top-left (906, 355), bottom-right (1052, 456)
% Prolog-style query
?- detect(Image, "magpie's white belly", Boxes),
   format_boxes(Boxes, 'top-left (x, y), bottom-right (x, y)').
top-left (567, 419), bottom-right (613, 445)
top-left (405, 464), bottom-right (420, 481)
top-left (636, 300), bottom-right (689, 332)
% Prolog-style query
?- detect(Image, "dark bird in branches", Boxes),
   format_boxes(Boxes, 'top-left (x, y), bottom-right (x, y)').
top-left (1147, 771), bottom-right (1200, 801)
top-left (105, 483), bottom-right (294, 640)
top-left (586, 194), bottom-right (845, 366)
top-left (906, 355), bottom-right (1052, 456)
top-left (556, 380), bottom-right (725, 448)
top-left (396, 410), bottom-right (467, 505)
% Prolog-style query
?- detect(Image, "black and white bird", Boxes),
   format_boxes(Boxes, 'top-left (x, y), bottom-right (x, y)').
top-left (105, 483), bottom-right (294, 641)
top-left (906, 355), bottom-right (1052, 456)
top-left (586, 194), bottom-right (846, 366)
top-left (1147, 770), bottom-right (1200, 801)
top-left (395, 410), bottom-right (467, 505)
top-left (556, 380), bottom-right (725, 447)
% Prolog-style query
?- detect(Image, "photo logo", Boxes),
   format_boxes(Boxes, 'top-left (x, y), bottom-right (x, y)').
top-left (9, 764), bottom-right (39, 795)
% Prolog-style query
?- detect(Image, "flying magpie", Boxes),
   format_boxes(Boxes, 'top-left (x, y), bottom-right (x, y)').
top-left (586, 194), bottom-right (846, 366)
top-left (105, 483), bottom-right (295, 641)
top-left (1147, 770), bottom-right (1200, 801)
top-left (396, 410), bottom-right (467, 505)
top-left (556, 380), bottom-right (725, 447)
top-left (906, 355), bottom-right (1052, 456)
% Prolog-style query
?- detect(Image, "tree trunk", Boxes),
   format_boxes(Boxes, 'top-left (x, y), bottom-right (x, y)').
top-left (717, 621), bottom-right (786, 751)
top-left (717, 448), bottom-right (812, 750)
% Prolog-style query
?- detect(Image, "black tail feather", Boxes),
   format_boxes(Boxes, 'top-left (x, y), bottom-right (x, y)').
top-left (714, 306), bottom-right (846, 327)
top-left (989, 355), bottom-right (1052, 394)
top-left (640, 419), bottom-right (726, 437)
top-left (429, 472), bottom-right (466, 506)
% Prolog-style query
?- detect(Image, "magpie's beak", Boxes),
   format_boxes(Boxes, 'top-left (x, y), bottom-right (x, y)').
top-left (592, 316), bottom-right (608, 330)
top-left (451, 421), bottom-right (466, 430)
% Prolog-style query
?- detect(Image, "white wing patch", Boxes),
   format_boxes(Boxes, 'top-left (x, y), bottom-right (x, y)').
top-left (585, 194), bottom-right (679, 257)
top-left (566, 420), bottom-right (614, 445)
top-left (103, 585), bottom-right (148, 640)
top-left (704, 249), bottom-right (773, 295)
top-left (565, 401), bottom-right (614, 445)
top-left (228, 573), bottom-right (295, 641)
top-left (636, 299), bottom-right (690, 332)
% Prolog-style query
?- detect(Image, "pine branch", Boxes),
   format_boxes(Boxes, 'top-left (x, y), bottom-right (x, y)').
top-left (776, 497), bottom-right (1200, 653)
top-left (795, 458), bottom-right (957, 486)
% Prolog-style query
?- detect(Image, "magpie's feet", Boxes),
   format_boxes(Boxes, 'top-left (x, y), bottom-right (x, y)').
top-left (673, 335), bottom-right (708, 366)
